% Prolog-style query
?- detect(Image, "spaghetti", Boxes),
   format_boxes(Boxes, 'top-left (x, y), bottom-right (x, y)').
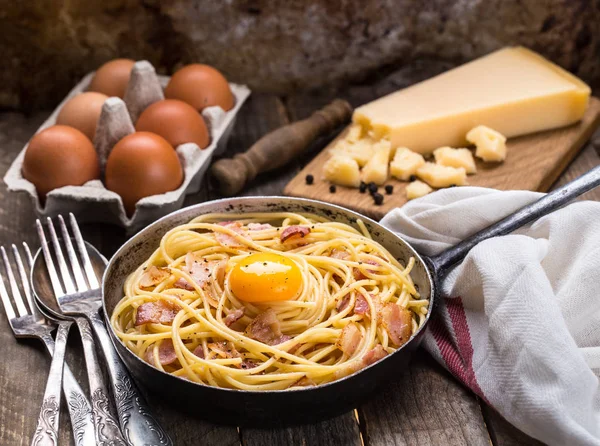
top-left (110, 212), bottom-right (428, 390)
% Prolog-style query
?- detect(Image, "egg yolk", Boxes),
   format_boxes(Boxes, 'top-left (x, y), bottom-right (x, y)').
top-left (229, 253), bottom-right (302, 303)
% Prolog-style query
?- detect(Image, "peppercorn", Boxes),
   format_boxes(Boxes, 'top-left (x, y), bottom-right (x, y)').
top-left (384, 184), bottom-right (393, 195)
top-left (305, 174), bottom-right (314, 185)
top-left (409, 174), bottom-right (417, 182)
top-left (329, 184), bottom-right (337, 193)
top-left (359, 182), bottom-right (367, 193)
top-left (373, 192), bottom-right (384, 205)
top-left (368, 182), bottom-right (378, 195)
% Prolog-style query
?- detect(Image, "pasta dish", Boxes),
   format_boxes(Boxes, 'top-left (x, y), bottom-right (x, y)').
top-left (110, 212), bottom-right (428, 390)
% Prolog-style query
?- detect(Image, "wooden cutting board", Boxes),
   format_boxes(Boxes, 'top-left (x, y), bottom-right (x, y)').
top-left (284, 97), bottom-right (600, 220)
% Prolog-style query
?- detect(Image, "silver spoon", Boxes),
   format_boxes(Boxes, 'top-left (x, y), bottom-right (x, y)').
top-left (31, 216), bottom-right (172, 446)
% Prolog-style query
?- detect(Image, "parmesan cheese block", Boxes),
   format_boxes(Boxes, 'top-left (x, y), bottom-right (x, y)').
top-left (353, 46), bottom-right (590, 154)
top-left (466, 126), bottom-right (507, 162)
top-left (433, 147), bottom-right (477, 174)
top-left (323, 155), bottom-right (361, 187)
top-left (406, 180), bottom-right (433, 200)
top-left (390, 148), bottom-right (425, 181)
top-left (361, 140), bottom-right (391, 185)
top-left (416, 162), bottom-right (467, 188)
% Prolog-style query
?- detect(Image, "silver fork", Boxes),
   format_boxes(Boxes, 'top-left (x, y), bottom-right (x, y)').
top-left (37, 217), bottom-right (127, 446)
top-left (0, 243), bottom-right (95, 446)
top-left (37, 214), bottom-right (172, 446)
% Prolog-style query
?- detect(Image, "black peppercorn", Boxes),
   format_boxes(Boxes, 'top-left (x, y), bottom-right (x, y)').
top-left (329, 185), bottom-right (337, 193)
top-left (305, 174), bottom-right (314, 185)
top-left (368, 182), bottom-right (378, 194)
top-left (384, 184), bottom-right (393, 195)
top-left (373, 192), bottom-right (384, 205)
top-left (359, 182), bottom-right (367, 193)
top-left (409, 174), bottom-right (417, 182)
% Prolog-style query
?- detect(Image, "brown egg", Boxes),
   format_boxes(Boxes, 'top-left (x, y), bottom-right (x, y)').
top-left (105, 132), bottom-right (183, 215)
top-left (22, 125), bottom-right (100, 199)
top-left (136, 99), bottom-right (209, 149)
top-left (56, 92), bottom-right (109, 141)
top-left (88, 59), bottom-right (135, 98)
top-left (165, 64), bottom-right (234, 112)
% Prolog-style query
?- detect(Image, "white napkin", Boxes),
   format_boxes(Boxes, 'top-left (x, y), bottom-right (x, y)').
top-left (381, 187), bottom-right (600, 446)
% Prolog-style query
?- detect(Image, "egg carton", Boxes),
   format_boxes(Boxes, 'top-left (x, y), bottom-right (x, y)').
top-left (4, 61), bottom-right (251, 233)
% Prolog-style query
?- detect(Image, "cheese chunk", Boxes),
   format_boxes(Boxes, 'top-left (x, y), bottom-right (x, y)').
top-left (346, 124), bottom-right (364, 143)
top-left (406, 180), bottom-right (433, 200)
top-left (390, 148), bottom-right (426, 181)
top-left (353, 47), bottom-right (590, 154)
top-left (323, 155), bottom-right (361, 187)
top-left (433, 147), bottom-right (477, 174)
top-left (416, 162), bottom-right (467, 188)
top-left (329, 139), bottom-right (374, 167)
top-left (466, 126), bottom-right (507, 162)
top-left (361, 141), bottom-right (391, 185)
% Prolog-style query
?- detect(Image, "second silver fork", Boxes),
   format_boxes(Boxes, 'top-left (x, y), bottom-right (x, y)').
top-left (36, 217), bottom-right (127, 446)
top-left (0, 243), bottom-right (96, 446)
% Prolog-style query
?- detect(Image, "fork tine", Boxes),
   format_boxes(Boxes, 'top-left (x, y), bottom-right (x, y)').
top-left (58, 215), bottom-right (88, 292)
top-left (1, 246), bottom-right (29, 317)
top-left (46, 217), bottom-right (76, 295)
top-left (22, 242), bottom-right (33, 268)
top-left (69, 213), bottom-right (99, 289)
top-left (0, 249), bottom-right (16, 321)
top-left (12, 244), bottom-right (37, 316)
top-left (36, 220), bottom-right (65, 298)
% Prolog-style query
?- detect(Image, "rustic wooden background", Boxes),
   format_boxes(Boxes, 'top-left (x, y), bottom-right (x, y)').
top-left (0, 65), bottom-right (599, 445)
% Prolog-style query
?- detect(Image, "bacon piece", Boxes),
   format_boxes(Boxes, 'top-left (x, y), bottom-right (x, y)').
top-left (330, 249), bottom-right (350, 260)
top-left (139, 266), bottom-right (170, 289)
top-left (353, 259), bottom-right (380, 280)
top-left (184, 253), bottom-right (226, 289)
top-left (173, 278), bottom-right (194, 291)
top-left (208, 341), bottom-right (240, 359)
top-left (146, 339), bottom-right (177, 366)
top-left (362, 345), bottom-right (388, 366)
top-left (336, 294), bottom-right (351, 312)
top-left (216, 221), bottom-right (249, 248)
top-left (192, 345), bottom-right (205, 359)
top-left (248, 223), bottom-right (273, 231)
top-left (224, 308), bottom-right (245, 327)
top-left (245, 308), bottom-right (290, 345)
top-left (336, 323), bottom-right (362, 356)
top-left (240, 359), bottom-right (258, 370)
top-left (354, 293), bottom-right (370, 315)
top-left (380, 303), bottom-right (412, 346)
top-left (280, 226), bottom-right (310, 243)
top-left (135, 300), bottom-right (181, 325)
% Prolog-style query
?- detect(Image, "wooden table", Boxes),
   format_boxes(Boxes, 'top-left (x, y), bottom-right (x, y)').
top-left (1, 67), bottom-right (599, 445)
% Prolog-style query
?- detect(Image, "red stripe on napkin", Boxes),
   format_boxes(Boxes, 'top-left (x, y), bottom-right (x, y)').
top-left (446, 297), bottom-right (487, 402)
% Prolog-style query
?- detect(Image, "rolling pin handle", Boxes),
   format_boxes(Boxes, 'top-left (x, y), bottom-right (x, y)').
top-left (210, 99), bottom-right (353, 196)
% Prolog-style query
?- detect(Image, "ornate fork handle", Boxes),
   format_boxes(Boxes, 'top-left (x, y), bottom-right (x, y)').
top-left (31, 322), bottom-right (70, 446)
top-left (87, 310), bottom-right (173, 446)
top-left (40, 331), bottom-right (96, 446)
top-left (76, 317), bottom-right (128, 446)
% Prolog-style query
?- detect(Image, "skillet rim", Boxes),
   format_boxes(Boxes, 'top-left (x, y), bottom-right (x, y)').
top-left (102, 196), bottom-right (435, 395)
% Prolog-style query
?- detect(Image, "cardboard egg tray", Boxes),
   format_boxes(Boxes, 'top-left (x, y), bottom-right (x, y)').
top-left (4, 61), bottom-right (251, 233)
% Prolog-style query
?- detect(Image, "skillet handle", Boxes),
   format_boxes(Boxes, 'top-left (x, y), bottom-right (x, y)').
top-left (429, 164), bottom-right (600, 277)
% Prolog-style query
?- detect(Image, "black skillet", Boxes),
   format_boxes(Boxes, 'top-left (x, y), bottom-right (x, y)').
top-left (101, 165), bottom-right (600, 426)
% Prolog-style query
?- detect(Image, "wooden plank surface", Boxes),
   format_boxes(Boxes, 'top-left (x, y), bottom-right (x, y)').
top-left (284, 98), bottom-right (600, 220)
top-left (3, 83), bottom-right (596, 445)
top-left (358, 354), bottom-right (491, 446)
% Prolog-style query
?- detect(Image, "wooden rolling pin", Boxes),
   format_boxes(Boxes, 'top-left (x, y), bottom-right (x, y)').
top-left (210, 99), bottom-right (353, 196)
